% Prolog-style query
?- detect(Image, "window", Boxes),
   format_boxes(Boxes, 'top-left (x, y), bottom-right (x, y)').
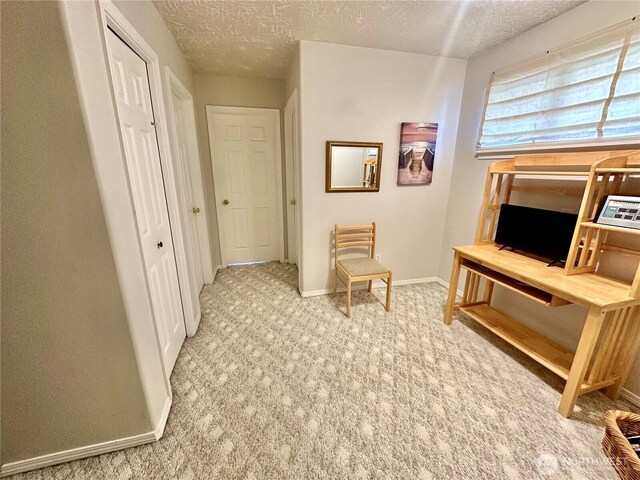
top-left (477, 18), bottom-right (640, 156)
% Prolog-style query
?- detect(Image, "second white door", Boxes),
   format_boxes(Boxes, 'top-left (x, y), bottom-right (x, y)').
top-left (171, 90), bottom-right (204, 289)
top-left (207, 107), bottom-right (283, 266)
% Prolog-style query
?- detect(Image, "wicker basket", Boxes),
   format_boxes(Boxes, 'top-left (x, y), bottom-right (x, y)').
top-left (603, 410), bottom-right (640, 480)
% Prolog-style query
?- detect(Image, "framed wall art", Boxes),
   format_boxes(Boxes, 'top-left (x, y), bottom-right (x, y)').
top-left (397, 122), bottom-right (438, 186)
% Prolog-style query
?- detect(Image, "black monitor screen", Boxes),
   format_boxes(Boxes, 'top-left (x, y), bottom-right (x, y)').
top-left (495, 204), bottom-right (578, 263)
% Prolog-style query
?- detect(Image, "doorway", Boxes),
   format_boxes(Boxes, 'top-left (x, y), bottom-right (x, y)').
top-left (206, 106), bottom-right (284, 266)
top-left (105, 29), bottom-right (186, 376)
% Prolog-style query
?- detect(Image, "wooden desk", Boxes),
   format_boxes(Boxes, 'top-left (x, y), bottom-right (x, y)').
top-left (445, 244), bottom-right (640, 418)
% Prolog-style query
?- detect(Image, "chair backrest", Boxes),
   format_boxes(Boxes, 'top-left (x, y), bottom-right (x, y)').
top-left (334, 223), bottom-right (376, 266)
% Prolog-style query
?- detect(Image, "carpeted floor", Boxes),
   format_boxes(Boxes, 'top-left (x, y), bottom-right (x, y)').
top-left (13, 262), bottom-right (637, 479)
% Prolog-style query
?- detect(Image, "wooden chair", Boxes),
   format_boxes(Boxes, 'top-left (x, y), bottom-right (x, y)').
top-left (333, 222), bottom-right (392, 317)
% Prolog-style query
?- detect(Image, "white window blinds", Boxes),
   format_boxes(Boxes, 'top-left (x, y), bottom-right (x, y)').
top-left (477, 18), bottom-right (640, 155)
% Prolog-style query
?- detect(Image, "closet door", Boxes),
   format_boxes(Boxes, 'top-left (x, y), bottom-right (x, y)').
top-left (106, 29), bottom-right (185, 376)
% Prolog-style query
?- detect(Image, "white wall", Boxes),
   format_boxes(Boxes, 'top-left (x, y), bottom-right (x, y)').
top-left (439, 1), bottom-right (640, 397)
top-left (299, 41), bottom-right (466, 294)
top-left (193, 74), bottom-right (286, 266)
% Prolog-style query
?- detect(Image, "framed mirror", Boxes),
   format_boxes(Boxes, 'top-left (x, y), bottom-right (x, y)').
top-left (326, 141), bottom-right (383, 192)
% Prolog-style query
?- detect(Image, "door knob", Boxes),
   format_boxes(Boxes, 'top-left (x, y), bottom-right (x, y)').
top-left (192, 207), bottom-right (201, 214)
top-left (157, 241), bottom-right (164, 249)
top-left (223, 199), bottom-right (230, 205)
top-left (289, 199), bottom-right (297, 206)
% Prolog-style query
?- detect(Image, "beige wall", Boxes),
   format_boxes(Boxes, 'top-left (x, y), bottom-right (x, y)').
top-left (298, 41), bottom-right (466, 293)
top-left (439, 1), bottom-right (640, 397)
top-left (1, 0), bottom-right (150, 464)
top-left (193, 74), bottom-right (286, 266)
top-left (59, 0), bottom-right (179, 434)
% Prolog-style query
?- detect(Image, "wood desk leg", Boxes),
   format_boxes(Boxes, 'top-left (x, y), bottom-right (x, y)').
top-left (385, 272), bottom-right (392, 312)
top-left (346, 279), bottom-right (352, 318)
top-left (558, 305), bottom-right (606, 417)
top-left (484, 281), bottom-right (495, 305)
top-left (444, 252), bottom-right (462, 325)
top-left (605, 307), bottom-right (640, 400)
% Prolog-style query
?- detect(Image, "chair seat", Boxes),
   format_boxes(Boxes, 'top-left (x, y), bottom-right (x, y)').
top-left (338, 257), bottom-right (389, 277)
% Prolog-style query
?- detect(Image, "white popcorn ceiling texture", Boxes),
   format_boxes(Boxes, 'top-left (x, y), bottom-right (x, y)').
top-left (153, 0), bottom-right (586, 79)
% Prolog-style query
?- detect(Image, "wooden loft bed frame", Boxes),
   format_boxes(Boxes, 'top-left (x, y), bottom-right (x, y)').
top-left (445, 149), bottom-right (640, 417)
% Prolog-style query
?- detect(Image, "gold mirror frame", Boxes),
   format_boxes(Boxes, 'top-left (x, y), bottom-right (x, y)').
top-left (325, 141), bottom-right (383, 193)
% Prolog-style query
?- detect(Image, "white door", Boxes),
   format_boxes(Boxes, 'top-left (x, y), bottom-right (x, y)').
top-left (171, 91), bottom-right (204, 290)
top-left (207, 107), bottom-right (284, 265)
top-left (284, 93), bottom-right (299, 265)
top-left (106, 30), bottom-right (185, 376)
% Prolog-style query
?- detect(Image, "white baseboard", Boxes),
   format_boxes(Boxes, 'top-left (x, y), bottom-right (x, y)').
top-left (435, 277), bottom-right (463, 300)
top-left (300, 289), bottom-right (330, 297)
top-left (622, 388), bottom-right (640, 408)
top-left (187, 311), bottom-right (202, 338)
top-left (392, 277), bottom-right (440, 287)
top-left (0, 433), bottom-right (155, 478)
top-left (212, 264), bottom-right (223, 281)
top-left (154, 397), bottom-right (172, 440)
top-left (0, 398), bottom-right (173, 477)
top-left (300, 277), bottom-right (440, 298)
top-left (435, 278), bottom-right (448, 289)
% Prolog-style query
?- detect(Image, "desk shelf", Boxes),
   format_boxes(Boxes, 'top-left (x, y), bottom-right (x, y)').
top-left (457, 303), bottom-right (620, 393)
top-left (594, 167), bottom-right (640, 174)
top-left (457, 303), bottom-right (574, 380)
top-left (580, 221), bottom-right (640, 236)
top-left (495, 170), bottom-right (590, 176)
top-left (461, 259), bottom-right (569, 307)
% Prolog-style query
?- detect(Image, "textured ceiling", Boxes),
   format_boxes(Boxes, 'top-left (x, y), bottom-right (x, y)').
top-left (154, 0), bottom-right (586, 79)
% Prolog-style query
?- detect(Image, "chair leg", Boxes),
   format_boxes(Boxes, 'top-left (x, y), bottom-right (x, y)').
top-left (367, 280), bottom-right (372, 292)
top-left (385, 272), bottom-right (392, 312)
top-left (333, 269), bottom-right (338, 295)
top-left (346, 279), bottom-right (352, 318)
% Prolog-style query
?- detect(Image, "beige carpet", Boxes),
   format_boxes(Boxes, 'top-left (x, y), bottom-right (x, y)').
top-left (13, 262), bottom-right (637, 479)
